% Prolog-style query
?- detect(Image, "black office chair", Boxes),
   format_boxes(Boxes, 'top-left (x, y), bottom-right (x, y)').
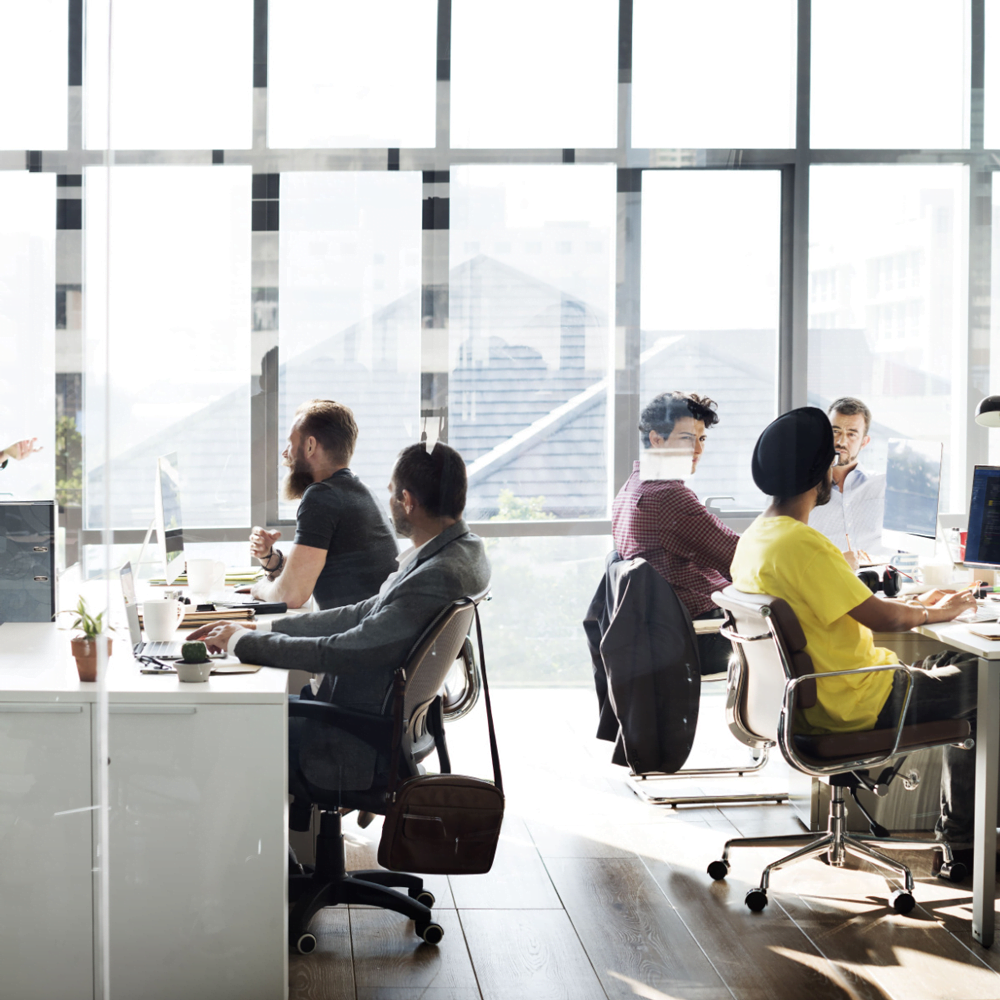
top-left (585, 553), bottom-right (786, 806)
top-left (707, 586), bottom-right (972, 914)
top-left (286, 596), bottom-right (484, 954)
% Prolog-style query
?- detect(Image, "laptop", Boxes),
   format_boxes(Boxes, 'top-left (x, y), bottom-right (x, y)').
top-left (120, 561), bottom-right (224, 660)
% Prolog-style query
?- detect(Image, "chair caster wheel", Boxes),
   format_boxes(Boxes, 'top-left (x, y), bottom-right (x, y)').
top-left (416, 920), bottom-right (444, 945)
top-left (707, 860), bottom-right (729, 881)
top-left (937, 861), bottom-right (967, 883)
top-left (294, 932), bottom-right (317, 955)
top-left (745, 888), bottom-right (768, 912)
top-left (889, 889), bottom-right (915, 915)
top-left (410, 888), bottom-right (436, 907)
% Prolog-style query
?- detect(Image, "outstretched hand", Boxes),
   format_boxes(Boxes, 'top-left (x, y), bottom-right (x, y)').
top-left (3, 438), bottom-right (41, 461)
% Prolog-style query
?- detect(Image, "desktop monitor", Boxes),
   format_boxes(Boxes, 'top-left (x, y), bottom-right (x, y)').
top-left (881, 438), bottom-right (943, 558)
top-left (963, 466), bottom-right (1000, 568)
top-left (154, 453), bottom-right (185, 584)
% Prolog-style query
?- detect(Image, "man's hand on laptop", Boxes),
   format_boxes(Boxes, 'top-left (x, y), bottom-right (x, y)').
top-left (187, 620), bottom-right (257, 653)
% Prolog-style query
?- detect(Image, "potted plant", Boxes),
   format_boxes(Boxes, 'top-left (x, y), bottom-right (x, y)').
top-left (176, 641), bottom-right (212, 683)
top-left (59, 596), bottom-right (112, 682)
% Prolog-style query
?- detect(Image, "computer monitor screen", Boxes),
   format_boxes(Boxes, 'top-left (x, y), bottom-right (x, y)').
top-left (154, 453), bottom-right (185, 584)
top-left (964, 466), bottom-right (1000, 567)
top-left (881, 438), bottom-right (943, 557)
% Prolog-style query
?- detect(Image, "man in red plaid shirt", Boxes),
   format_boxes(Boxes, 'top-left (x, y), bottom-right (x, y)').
top-left (611, 391), bottom-right (738, 675)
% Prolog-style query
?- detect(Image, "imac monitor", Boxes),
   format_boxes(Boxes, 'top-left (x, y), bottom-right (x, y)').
top-left (963, 466), bottom-right (1000, 567)
top-left (881, 438), bottom-right (943, 558)
top-left (154, 453), bottom-right (185, 584)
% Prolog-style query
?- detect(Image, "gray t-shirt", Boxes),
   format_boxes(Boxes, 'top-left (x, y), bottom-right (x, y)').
top-left (294, 469), bottom-right (399, 610)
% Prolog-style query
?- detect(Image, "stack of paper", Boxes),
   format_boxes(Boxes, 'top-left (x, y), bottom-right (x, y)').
top-left (139, 606), bottom-right (255, 628)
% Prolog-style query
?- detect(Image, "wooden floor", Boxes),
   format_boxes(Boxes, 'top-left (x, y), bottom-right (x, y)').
top-left (289, 687), bottom-right (1000, 1000)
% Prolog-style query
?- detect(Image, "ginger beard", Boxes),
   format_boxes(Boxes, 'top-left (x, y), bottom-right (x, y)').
top-left (282, 446), bottom-right (313, 501)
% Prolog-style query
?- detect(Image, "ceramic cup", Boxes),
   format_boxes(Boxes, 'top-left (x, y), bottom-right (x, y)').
top-left (187, 558), bottom-right (226, 594)
top-left (175, 660), bottom-right (212, 683)
top-left (141, 599), bottom-right (185, 642)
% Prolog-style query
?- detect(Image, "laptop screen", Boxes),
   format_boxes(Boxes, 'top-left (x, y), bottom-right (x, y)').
top-left (120, 561), bottom-right (142, 647)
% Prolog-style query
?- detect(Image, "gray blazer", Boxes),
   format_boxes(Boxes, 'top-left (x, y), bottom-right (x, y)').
top-left (234, 519), bottom-right (491, 789)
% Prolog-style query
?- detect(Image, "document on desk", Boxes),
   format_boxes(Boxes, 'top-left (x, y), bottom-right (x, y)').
top-left (965, 625), bottom-right (1000, 641)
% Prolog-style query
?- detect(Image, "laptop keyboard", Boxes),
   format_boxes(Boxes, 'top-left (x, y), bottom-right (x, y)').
top-left (960, 605), bottom-right (1000, 624)
top-left (141, 641), bottom-right (184, 657)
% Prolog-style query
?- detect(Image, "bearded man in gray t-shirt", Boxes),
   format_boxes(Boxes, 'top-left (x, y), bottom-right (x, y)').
top-left (248, 400), bottom-right (398, 610)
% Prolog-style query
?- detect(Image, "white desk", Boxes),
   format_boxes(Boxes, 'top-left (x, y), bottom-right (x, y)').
top-left (0, 622), bottom-right (289, 1000)
top-left (914, 620), bottom-right (1000, 948)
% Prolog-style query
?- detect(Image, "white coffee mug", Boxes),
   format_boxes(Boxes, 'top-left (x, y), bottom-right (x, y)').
top-left (141, 599), bottom-right (185, 642)
top-left (187, 558), bottom-right (226, 594)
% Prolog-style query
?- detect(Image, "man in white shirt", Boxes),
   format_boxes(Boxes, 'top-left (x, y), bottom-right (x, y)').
top-left (808, 396), bottom-right (886, 569)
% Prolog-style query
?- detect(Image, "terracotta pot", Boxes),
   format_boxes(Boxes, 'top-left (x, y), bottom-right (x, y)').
top-left (71, 636), bottom-right (113, 682)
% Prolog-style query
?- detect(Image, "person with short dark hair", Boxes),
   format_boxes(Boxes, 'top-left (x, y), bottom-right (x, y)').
top-left (809, 395), bottom-right (886, 567)
top-left (188, 440), bottom-right (490, 794)
top-left (732, 407), bottom-right (980, 868)
top-left (612, 391), bottom-right (738, 675)
top-left (248, 399), bottom-right (399, 610)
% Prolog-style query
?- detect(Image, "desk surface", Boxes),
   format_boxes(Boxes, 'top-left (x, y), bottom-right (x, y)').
top-left (913, 620), bottom-right (1000, 660)
top-left (0, 622), bottom-right (288, 703)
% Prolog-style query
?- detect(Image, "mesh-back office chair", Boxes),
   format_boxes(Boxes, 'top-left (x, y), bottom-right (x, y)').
top-left (586, 553), bottom-right (786, 807)
top-left (707, 586), bottom-right (972, 914)
top-left (287, 596), bottom-right (484, 954)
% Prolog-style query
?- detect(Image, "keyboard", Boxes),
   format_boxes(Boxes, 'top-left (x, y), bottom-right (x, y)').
top-left (959, 605), bottom-right (1000, 624)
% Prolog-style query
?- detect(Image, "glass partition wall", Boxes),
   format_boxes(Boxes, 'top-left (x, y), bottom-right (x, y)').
top-left (2, 0), bottom-right (998, 992)
top-left (3, 0), bottom-right (995, 676)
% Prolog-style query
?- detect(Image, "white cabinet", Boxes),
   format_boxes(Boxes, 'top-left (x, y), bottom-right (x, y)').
top-left (0, 703), bottom-right (94, 1000)
top-left (106, 703), bottom-right (287, 1000)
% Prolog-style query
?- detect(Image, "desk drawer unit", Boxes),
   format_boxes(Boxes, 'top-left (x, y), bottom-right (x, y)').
top-left (0, 703), bottom-right (93, 1000)
top-left (105, 703), bottom-right (287, 1000)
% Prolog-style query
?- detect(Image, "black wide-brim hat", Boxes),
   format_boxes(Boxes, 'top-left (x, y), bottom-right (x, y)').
top-left (751, 406), bottom-right (835, 497)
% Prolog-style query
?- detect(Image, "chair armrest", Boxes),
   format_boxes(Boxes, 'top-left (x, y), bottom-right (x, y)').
top-left (779, 663), bottom-right (916, 777)
top-left (288, 695), bottom-right (394, 748)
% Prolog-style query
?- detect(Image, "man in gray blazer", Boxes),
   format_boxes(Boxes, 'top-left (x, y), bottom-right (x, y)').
top-left (188, 441), bottom-right (490, 789)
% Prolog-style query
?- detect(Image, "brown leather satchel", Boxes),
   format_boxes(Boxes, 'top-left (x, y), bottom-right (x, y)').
top-left (378, 606), bottom-right (504, 875)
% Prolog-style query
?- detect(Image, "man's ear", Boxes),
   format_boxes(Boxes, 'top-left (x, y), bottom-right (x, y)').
top-left (303, 435), bottom-right (317, 458)
top-left (401, 488), bottom-right (415, 514)
top-left (860, 435), bottom-right (871, 450)
top-left (648, 429), bottom-right (666, 449)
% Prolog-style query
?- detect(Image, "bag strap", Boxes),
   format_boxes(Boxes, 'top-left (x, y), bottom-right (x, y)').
top-left (475, 602), bottom-right (503, 795)
top-left (385, 600), bottom-right (502, 800)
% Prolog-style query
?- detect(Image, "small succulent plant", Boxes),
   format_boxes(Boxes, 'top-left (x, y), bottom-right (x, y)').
top-left (180, 640), bottom-right (210, 664)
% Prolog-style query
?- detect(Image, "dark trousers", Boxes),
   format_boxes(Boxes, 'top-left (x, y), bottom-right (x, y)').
top-left (875, 651), bottom-right (978, 849)
top-left (693, 608), bottom-right (736, 677)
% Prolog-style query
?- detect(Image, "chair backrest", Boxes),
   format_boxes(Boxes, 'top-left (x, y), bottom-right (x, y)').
top-left (712, 586), bottom-right (816, 747)
top-left (397, 597), bottom-right (481, 749)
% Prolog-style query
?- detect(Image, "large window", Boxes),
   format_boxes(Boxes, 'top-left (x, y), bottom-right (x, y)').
top-left (640, 170), bottom-right (782, 508)
top-left (449, 164), bottom-right (616, 519)
top-left (277, 172), bottom-right (423, 517)
top-left (808, 165), bottom-right (968, 510)
top-left (83, 165), bottom-right (252, 530)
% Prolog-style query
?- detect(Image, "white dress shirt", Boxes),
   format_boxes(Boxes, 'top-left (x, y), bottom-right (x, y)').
top-left (808, 466), bottom-right (888, 557)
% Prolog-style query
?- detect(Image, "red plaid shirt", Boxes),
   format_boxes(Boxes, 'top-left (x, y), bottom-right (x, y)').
top-left (612, 461), bottom-right (739, 619)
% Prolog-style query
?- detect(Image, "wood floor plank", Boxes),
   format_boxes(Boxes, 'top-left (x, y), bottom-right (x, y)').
top-left (288, 907), bottom-right (355, 1000)
top-left (546, 856), bottom-right (731, 999)
top-left (351, 907), bottom-right (479, 991)
top-left (357, 990), bottom-right (482, 1000)
top-left (460, 908), bottom-right (607, 1000)
top-left (448, 816), bottom-right (562, 909)
top-left (774, 871), bottom-right (1000, 1000)
top-left (642, 855), bottom-right (887, 1000)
